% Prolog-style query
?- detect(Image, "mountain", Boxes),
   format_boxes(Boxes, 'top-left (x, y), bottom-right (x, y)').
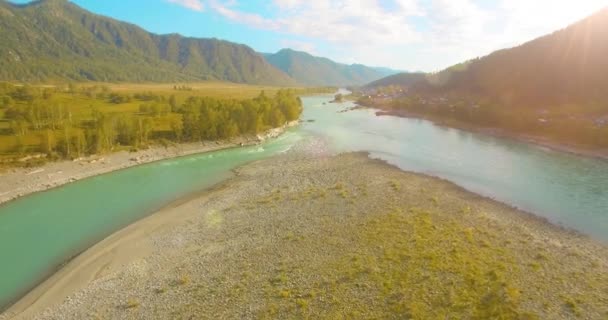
top-left (370, 66), bottom-right (408, 77)
top-left (371, 7), bottom-right (608, 108)
top-left (364, 72), bottom-right (427, 89)
top-left (0, 0), bottom-right (295, 84)
top-left (263, 49), bottom-right (400, 86)
top-left (362, 8), bottom-right (608, 149)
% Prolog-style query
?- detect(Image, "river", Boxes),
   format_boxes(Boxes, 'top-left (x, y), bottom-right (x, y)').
top-left (1, 94), bottom-right (607, 309)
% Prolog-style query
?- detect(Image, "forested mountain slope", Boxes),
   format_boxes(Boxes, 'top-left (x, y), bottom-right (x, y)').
top-left (364, 72), bottom-right (427, 89)
top-left (264, 49), bottom-right (399, 86)
top-left (412, 8), bottom-right (608, 108)
top-left (361, 7), bottom-right (608, 148)
top-left (0, 0), bottom-right (295, 84)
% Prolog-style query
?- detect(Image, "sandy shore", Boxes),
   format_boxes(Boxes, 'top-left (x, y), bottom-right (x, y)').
top-left (0, 121), bottom-right (298, 206)
top-left (374, 109), bottom-right (608, 161)
top-left (2, 150), bottom-right (607, 319)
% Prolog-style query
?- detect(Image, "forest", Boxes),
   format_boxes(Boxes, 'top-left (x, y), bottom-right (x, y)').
top-left (0, 0), bottom-right (294, 85)
top-left (0, 82), bottom-right (303, 165)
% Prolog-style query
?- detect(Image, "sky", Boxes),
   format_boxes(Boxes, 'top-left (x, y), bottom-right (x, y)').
top-left (10, 0), bottom-right (608, 71)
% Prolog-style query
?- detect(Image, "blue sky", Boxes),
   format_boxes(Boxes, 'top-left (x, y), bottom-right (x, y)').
top-left (11, 0), bottom-right (608, 71)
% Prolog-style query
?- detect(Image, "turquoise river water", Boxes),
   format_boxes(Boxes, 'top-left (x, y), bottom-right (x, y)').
top-left (1, 95), bottom-right (607, 309)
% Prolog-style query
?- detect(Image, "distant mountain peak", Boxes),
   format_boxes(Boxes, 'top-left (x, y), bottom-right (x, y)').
top-left (275, 48), bottom-right (315, 58)
top-left (278, 48), bottom-right (302, 53)
top-left (264, 48), bottom-right (400, 86)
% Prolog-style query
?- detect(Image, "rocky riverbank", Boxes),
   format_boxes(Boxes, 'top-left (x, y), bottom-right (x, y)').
top-left (0, 121), bottom-right (299, 206)
top-left (3, 151), bottom-right (607, 319)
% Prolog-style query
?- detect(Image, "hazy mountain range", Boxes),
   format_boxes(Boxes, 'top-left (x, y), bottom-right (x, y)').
top-left (0, 0), bottom-right (397, 86)
top-left (3, 0), bottom-right (606, 102)
top-left (263, 49), bottom-right (401, 86)
top-left (0, 0), bottom-right (298, 84)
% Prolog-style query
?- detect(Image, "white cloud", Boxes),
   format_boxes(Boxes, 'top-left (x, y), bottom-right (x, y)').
top-left (498, 0), bottom-right (607, 46)
top-left (202, 0), bottom-right (607, 71)
top-left (427, 0), bottom-right (490, 46)
top-left (416, 0), bottom-right (492, 64)
top-left (394, 0), bottom-right (425, 15)
top-left (167, 0), bottom-right (204, 11)
top-left (211, 0), bottom-right (423, 46)
top-left (208, 1), bottom-right (279, 29)
top-left (411, 0), bottom-right (607, 70)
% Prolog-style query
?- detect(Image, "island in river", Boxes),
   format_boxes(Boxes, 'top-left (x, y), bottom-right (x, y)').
top-left (3, 151), bottom-right (607, 319)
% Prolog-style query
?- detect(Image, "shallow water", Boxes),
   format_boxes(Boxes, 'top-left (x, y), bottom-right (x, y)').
top-left (302, 96), bottom-right (608, 243)
top-left (1, 94), bottom-right (607, 309)
top-left (0, 132), bottom-right (303, 309)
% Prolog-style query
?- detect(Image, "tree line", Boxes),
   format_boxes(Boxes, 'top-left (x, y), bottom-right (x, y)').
top-left (358, 92), bottom-right (608, 148)
top-left (0, 83), bottom-right (302, 160)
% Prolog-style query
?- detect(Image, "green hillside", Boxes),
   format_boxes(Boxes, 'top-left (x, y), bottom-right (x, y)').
top-left (423, 8), bottom-right (608, 106)
top-left (0, 0), bottom-right (295, 85)
top-left (364, 72), bottom-right (427, 89)
top-left (361, 8), bottom-right (608, 148)
top-left (371, 8), bottom-right (608, 108)
top-left (264, 49), bottom-right (399, 86)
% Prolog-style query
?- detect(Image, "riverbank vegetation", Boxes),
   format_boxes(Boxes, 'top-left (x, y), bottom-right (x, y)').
top-left (357, 8), bottom-right (608, 150)
top-left (357, 91), bottom-right (608, 149)
top-left (0, 82), bottom-right (316, 168)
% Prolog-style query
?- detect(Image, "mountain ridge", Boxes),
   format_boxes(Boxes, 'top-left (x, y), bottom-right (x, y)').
top-left (264, 48), bottom-right (400, 87)
top-left (361, 7), bottom-right (608, 149)
top-left (368, 7), bottom-right (608, 108)
top-left (0, 0), bottom-right (295, 85)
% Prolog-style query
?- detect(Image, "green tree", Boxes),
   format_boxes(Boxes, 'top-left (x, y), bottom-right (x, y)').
top-left (218, 120), bottom-right (239, 139)
top-left (116, 115), bottom-right (136, 146)
top-left (72, 130), bottom-right (87, 157)
top-left (0, 96), bottom-right (13, 108)
top-left (14, 135), bottom-right (27, 156)
top-left (0, 86), bottom-right (303, 160)
top-left (10, 117), bottom-right (29, 136)
top-left (270, 109), bottom-right (286, 128)
top-left (11, 85), bottom-right (36, 102)
top-left (168, 95), bottom-right (177, 110)
top-left (134, 117), bottom-right (153, 147)
top-left (170, 116), bottom-right (184, 141)
top-left (41, 129), bottom-right (56, 155)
